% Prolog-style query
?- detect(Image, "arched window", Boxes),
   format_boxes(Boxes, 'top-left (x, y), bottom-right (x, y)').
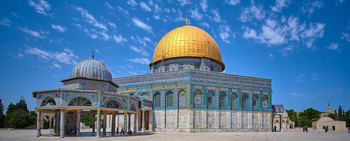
top-left (219, 92), bottom-right (226, 109)
top-left (207, 91), bottom-right (214, 108)
top-left (68, 97), bottom-right (92, 106)
top-left (41, 96), bottom-right (56, 107)
top-left (242, 94), bottom-right (248, 110)
top-left (105, 99), bottom-right (123, 109)
top-left (194, 89), bottom-right (202, 108)
top-left (231, 93), bottom-right (237, 109)
top-left (253, 95), bottom-right (258, 110)
top-left (166, 91), bottom-right (174, 108)
top-left (153, 92), bottom-right (161, 108)
top-left (178, 90), bottom-right (186, 108)
top-left (262, 95), bottom-right (268, 111)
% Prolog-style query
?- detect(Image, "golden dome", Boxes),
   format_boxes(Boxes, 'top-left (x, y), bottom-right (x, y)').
top-left (150, 25), bottom-right (225, 69)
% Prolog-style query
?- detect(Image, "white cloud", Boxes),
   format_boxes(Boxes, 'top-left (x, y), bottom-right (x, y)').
top-left (281, 45), bottom-right (295, 56)
top-left (108, 22), bottom-right (116, 28)
top-left (341, 33), bottom-right (350, 42)
top-left (177, 0), bottom-right (191, 6)
top-left (83, 28), bottom-right (109, 40)
top-left (269, 53), bottom-right (274, 58)
top-left (336, 0), bottom-right (347, 5)
top-left (140, 2), bottom-right (151, 12)
top-left (190, 8), bottom-right (203, 21)
top-left (301, 0), bottom-right (324, 15)
top-left (240, 4), bottom-right (265, 23)
top-left (25, 47), bottom-right (78, 65)
top-left (129, 46), bottom-right (149, 56)
top-left (19, 27), bottom-right (45, 38)
top-left (200, 0), bottom-right (208, 12)
top-left (128, 58), bottom-right (151, 65)
top-left (132, 18), bottom-right (152, 32)
top-left (201, 22), bottom-right (210, 28)
top-left (127, 0), bottom-right (137, 7)
top-left (312, 72), bottom-right (319, 80)
top-left (0, 18), bottom-right (11, 27)
top-left (271, 0), bottom-right (291, 12)
top-left (243, 19), bottom-right (286, 45)
top-left (225, 0), bottom-right (240, 5)
top-left (211, 9), bottom-right (221, 22)
top-left (51, 24), bottom-right (67, 32)
top-left (113, 34), bottom-right (127, 44)
top-left (27, 0), bottom-right (51, 16)
top-left (118, 6), bottom-right (130, 15)
top-left (219, 25), bottom-right (232, 44)
top-left (174, 10), bottom-right (185, 22)
top-left (104, 2), bottom-right (114, 10)
top-left (75, 7), bottom-right (107, 31)
top-left (300, 23), bottom-right (325, 48)
top-left (52, 63), bottom-right (62, 69)
top-left (326, 43), bottom-right (340, 51)
top-left (131, 36), bottom-right (152, 46)
top-left (291, 92), bottom-right (307, 98)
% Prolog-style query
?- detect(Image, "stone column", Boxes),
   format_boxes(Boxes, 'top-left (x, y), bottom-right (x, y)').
top-left (36, 110), bottom-right (41, 137)
top-left (128, 113), bottom-right (131, 132)
top-left (142, 110), bottom-right (145, 131)
top-left (55, 112), bottom-right (60, 136)
top-left (103, 112), bottom-right (107, 135)
top-left (92, 115), bottom-right (95, 135)
top-left (60, 110), bottom-right (65, 138)
top-left (124, 113), bottom-right (128, 135)
top-left (116, 115), bottom-right (119, 129)
top-left (111, 112), bottom-right (116, 136)
top-left (134, 113), bottom-right (137, 133)
top-left (76, 110), bottom-right (81, 136)
top-left (96, 109), bottom-right (101, 138)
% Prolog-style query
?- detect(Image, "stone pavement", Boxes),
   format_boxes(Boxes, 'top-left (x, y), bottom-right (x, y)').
top-left (0, 128), bottom-right (349, 141)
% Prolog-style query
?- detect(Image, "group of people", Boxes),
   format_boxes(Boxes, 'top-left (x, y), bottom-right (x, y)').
top-left (116, 127), bottom-right (133, 135)
top-left (302, 126), bottom-right (308, 132)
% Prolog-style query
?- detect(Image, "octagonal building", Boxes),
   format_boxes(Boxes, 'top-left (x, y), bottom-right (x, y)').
top-left (113, 22), bottom-right (273, 132)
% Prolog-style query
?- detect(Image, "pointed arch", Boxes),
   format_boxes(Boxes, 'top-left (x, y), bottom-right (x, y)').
top-left (219, 92), bottom-right (227, 109)
top-left (207, 91), bottom-right (215, 109)
top-left (178, 89), bottom-right (186, 108)
top-left (231, 93), bottom-right (238, 109)
top-left (193, 89), bottom-right (202, 108)
top-left (165, 90), bottom-right (174, 108)
top-left (153, 92), bottom-right (161, 108)
top-left (40, 96), bottom-right (56, 107)
top-left (68, 97), bottom-right (92, 106)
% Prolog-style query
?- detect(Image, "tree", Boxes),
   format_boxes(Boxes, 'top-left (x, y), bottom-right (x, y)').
top-left (286, 109), bottom-right (299, 127)
top-left (346, 110), bottom-right (350, 127)
top-left (328, 113), bottom-right (336, 120)
top-left (7, 109), bottom-right (32, 128)
top-left (298, 108), bottom-right (321, 127)
top-left (81, 114), bottom-right (94, 128)
top-left (338, 106), bottom-right (343, 121)
top-left (15, 97), bottom-right (28, 112)
top-left (0, 98), bottom-right (5, 128)
top-left (6, 103), bottom-right (16, 115)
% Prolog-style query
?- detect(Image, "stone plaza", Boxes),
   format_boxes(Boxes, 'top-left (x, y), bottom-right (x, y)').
top-left (0, 128), bottom-right (349, 141)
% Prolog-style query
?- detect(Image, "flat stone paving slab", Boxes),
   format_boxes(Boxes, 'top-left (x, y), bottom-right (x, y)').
top-left (0, 129), bottom-right (349, 141)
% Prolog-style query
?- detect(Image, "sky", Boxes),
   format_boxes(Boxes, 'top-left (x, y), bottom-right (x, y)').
top-left (0, 0), bottom-right (349, 113)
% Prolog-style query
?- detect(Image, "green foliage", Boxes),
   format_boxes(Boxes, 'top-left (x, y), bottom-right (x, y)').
top-left (81, 114), bottom-right (95, 128)
top-left (328, 113), bottom-right (336, 120)
top-left (286, 109), bottom-right (299, 126)
top-left (297, 108), bottom-right (321, 127)
top-left (7, 109), bottom-right (32, 128)
top-left (4, 97), bottom-right (36, 128)
top-left (0, 98), bottom-right (5, 128)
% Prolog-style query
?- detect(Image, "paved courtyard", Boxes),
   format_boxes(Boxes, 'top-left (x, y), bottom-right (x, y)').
top-left (0, 128), bottom-right (349, 141)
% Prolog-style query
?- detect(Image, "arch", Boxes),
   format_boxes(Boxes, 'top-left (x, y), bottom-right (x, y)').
top-left (153, 92), bottom-right (161, 108)
top-left (141, 93), bottom-right (150, 100)
top-left (207, 91), bottom-right (215, 109)
top-left (68, 96), bottom-right (92, 106)
top-left (252, 95), bottom-right (259, 110)
top-left (104, 99), bottom-right (123, 109)
top-left (262, 95), bottom-right (269, 111)
top-left (193, 89), bottom-right (202, 108)
top-left (165, 91), bottom-right (174, 108)
top-left (242, 94), bottom-right (248, 110)
top-left (219, 92), bottom-right (226, 109)
top-left (40, 95), bottom-right (56, 107)
top-left (178, 89), bottom-right (186, 108)
top-left (231, 93), bottom-right (237, 109)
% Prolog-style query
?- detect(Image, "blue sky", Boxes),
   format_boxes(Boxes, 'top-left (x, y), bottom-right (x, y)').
top-left (0, 0), bottom-right (349, 113)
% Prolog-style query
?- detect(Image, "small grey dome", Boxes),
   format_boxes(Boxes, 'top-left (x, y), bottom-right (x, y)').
top-left (70, 59), bottom-right (112, 81)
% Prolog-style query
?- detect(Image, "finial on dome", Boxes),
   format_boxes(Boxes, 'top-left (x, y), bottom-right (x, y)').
top-left (92, 50), bottom-right (95, 59)
top-left (186, 14), bottom-right (188, 25)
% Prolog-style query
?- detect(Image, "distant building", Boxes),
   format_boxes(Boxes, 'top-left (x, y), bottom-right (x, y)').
top-left (320, 103), bottom-right (335, 118)
top-left (272, 105), bottom-right (294, 131)
top-left (312, 117), bottom-right (346, 131)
